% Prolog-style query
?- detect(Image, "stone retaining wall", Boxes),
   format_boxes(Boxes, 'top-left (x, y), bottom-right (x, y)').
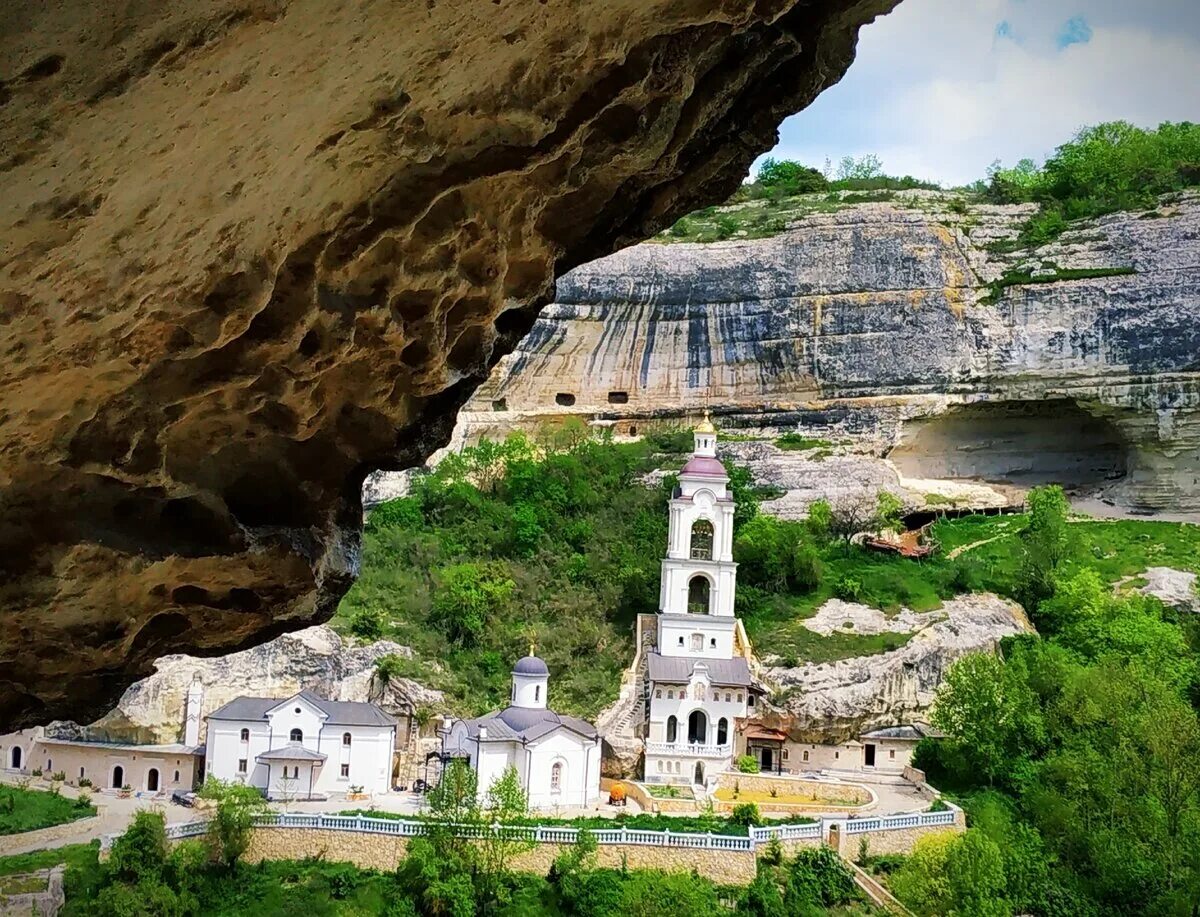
top-left (242, 827), bottom-right (759, 885)
top-left (832, 810), bottom-right (966, 858)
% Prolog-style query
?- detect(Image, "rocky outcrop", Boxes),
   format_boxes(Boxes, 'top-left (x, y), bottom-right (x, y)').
top-left (1138, 567), bottom-right (1199, 613)
top-left (759, 593), bottom-right (1033, 741)
top-left (80, 625), bottom-right (441, 745)
top-left (0, 0), bottom-right (899, 729)
top-left (463, 192), bottom-right (1200, 517)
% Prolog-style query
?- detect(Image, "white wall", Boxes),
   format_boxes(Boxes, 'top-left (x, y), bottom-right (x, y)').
top-left (657, 611), bottom-right (735, 658)
top-left (205, 702), bottom-right (394, 798)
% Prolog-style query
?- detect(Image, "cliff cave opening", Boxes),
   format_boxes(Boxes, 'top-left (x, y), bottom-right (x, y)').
top-left (888, 400), bottom-right (1129, 493)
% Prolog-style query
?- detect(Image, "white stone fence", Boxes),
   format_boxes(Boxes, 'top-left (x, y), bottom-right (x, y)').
top-left (150, 806), bottom-right (959, 853)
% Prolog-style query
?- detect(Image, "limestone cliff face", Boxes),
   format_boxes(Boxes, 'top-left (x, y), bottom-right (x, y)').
top-left (759, 593), bottom-right (1034, 741)
top-left (79, 625), bottom-right (442, 745)
top-left (0, 0), bottom-right (899, 729)
top-left (465, 192), bottom-right (1200, 515)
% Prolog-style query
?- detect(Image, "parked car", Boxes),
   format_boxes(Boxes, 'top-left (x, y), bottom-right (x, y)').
top-left (171, 790), bottom-right (197, 807)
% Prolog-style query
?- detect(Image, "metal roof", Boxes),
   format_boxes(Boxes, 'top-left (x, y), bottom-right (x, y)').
top-left (646, 653), bottom-right (752, 687)
top-left (512, 655), bottom-right (549, 676)
top-left (207, 689), bottom-right (395, 728)
top-left (464, 706), bottom-right (598, 744)
top-left (255, 745), bottom-right (328, 763)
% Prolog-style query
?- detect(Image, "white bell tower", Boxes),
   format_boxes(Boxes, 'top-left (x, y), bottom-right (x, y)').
top-left (657, 414), bottom-right (739, 659)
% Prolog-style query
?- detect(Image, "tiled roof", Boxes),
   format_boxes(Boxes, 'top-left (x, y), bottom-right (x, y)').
top-left (646, 653), bottom-right (752, 687)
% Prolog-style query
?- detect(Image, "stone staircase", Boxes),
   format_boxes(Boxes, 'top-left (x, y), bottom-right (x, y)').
top-left (596, 614), bottom-right (657, 776)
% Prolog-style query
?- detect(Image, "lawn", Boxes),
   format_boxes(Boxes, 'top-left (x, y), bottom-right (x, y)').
top-left (0, 786), bottom-right (96, 836)
top-left (0, 843), bottom-right (99, 878)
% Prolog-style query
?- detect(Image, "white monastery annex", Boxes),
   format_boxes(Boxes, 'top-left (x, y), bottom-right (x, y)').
top-left (644, 416), bottom-right (759, 785)
top-left (205, 689), bottom-right (396, 800)
top-left (445, 653), bottom-right (602, 810)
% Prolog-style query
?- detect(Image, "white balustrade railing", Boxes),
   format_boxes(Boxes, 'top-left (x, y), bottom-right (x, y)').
top-left (157, 804), bottom-right (958, 851)
top-left (644, 741), bottom-right (733, 758)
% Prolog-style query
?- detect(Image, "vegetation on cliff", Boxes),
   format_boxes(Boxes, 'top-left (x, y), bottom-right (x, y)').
top-left (339, 432), bottom-right (1200, 717)
top-left (889, 490), bottom-right (1200, 916)
top-left (986, 120), bottom-right (1200, 246)
top-left (655, 120), bottom-right (1200, 247)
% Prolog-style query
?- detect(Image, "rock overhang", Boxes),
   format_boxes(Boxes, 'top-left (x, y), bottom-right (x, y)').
top-left (0, 0), bottom-right (901, 729)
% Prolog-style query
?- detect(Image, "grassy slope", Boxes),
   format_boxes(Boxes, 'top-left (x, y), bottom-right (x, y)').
top-left (0, 786), bottom-right (96, 836)
top-left (745, 513), bottom-right (1200, 665)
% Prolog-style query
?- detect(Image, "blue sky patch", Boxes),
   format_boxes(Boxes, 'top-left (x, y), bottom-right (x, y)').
top-left (1057, 15), bottom-right (1094, 49)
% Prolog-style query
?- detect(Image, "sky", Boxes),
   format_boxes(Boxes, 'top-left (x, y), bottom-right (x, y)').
top-left (757, 0), bottom-right (1200, 187)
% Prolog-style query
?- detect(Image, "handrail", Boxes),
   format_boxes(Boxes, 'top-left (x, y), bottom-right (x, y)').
top-left (158, 804), bottom-right (959, 851)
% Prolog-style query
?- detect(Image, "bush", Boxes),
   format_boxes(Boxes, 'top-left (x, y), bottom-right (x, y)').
top-left (730, 803), bottom-right (762, 827)
top-left (737, 756), bottom-right (761, 774)
top-left (349, 607), bottom-right (386, 641)
top-left (78, 777), bottom-right (93, 788)
top-left (833, 575), bottom-right (863, 602)
top-left (784, 846), bottom-right (859, 909)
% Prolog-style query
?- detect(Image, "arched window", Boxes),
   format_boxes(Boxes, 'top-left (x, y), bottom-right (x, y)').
top-left (173, 770), bottom-right (180, 782)
top-left (111, 765), bottom-right (124, 789)
top-left (535, 685), bottom-right (540, 703)
top-left (147, 768), bottom-right (160, 792)
top-left (342, 732), bottom-right (352, 747)
top-left (289, 728), bottom-right (303, 743)
top-left (79, 767), bottom-right (85, 779)
top-left (687, 576), bottom-right (711, 614)
top-left (666, 716), bottom-right (678, 744)
top-left (240, 728), bottom-right (249, 742)
top-left (687, 710), bottom-right (708, 745)
top-left (551, 761), bottom-right (563, 793)
top-left (667, 690), bottom-right (674, 700)
top-left (689, 519), bottom-right (714, 560)
top-left (717, 717), bottom-right (728, 745)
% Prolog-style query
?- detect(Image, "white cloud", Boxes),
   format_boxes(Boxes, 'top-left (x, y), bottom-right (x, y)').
top-left (761, 0), bottom-right (1200, 186)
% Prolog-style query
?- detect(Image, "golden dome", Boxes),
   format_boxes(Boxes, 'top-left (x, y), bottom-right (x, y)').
top-left (694, 410), bottom-right (716, 434)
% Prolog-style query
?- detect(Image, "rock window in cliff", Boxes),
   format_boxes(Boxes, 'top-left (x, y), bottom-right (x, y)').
top-left (608, 391), bottom-right (629, 405)
top-left (689, 520), bottom-right (714, 560)
top-left (555, 393), bottom-right (576, 407)
top-left (492, 399), bottom-right (508, 412)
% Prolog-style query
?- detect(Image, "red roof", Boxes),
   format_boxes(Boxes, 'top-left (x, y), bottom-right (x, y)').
top-left (681, 455), bottom-right (726, 476)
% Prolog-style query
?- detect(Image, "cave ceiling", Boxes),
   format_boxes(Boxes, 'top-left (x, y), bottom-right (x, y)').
top-left (0, 0), bottom-right (899, 730)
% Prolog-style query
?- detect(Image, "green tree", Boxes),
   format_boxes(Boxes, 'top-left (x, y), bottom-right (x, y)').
top-left (196, 777), bottom-right (269, 868)
top-left (1019, 484), bottom-right (1071, 611)
top-left (477, 765), bottom-right (535, 910)
top-left (805, 499), bottom-right (833, 543)
top-left (433, 563), bottom-right (514, 647)
top-left (930, 652), bottom-right (1044, 787)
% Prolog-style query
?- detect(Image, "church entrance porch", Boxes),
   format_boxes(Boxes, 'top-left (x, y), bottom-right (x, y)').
top-left (744, 726), bottom-right (788, 775)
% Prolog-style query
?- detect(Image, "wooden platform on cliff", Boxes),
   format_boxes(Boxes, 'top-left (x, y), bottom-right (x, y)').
top-left (863, 526), bottom-right (939, 560)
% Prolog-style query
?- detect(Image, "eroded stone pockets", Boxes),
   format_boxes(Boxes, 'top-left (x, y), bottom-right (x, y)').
top-left (888, 399), bottom-right (1130, 494)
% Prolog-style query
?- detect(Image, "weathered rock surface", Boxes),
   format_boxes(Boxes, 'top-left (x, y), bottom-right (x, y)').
top-left (0, 0), bottom-right (898, 729)
top-left (79, 624), bottom-right (441, 745)
top-left (1139, 567), bottom-right (1199, 613)
top-left (759, 593), bottom-right (1033, 741)
top-left (464, 192), bottom-right (1200, 518)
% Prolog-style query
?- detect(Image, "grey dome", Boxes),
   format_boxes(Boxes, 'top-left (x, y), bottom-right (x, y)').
top-left (512, 655), bottom-right (549, 676)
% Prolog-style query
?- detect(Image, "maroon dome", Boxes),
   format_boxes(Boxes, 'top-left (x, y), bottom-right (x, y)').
top-left (681, 455), bottom-right (726, 476)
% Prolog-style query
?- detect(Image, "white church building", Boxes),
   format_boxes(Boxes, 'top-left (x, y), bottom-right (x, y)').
top-left (644, 416), bottom-right (758, 785)
top-left (205, 689), bottom-right (396, 800)
top-left (445, 653), bottom-right (602, 810)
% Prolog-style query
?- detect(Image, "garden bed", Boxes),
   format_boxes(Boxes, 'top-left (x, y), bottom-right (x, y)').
top-left (0, 786), bottom-right (96, 835)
